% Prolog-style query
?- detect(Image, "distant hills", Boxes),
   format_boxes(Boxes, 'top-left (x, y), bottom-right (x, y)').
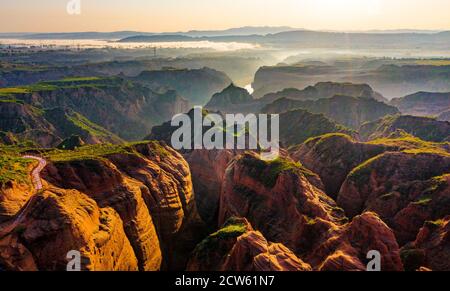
top-left (0, 76), bottom-right (192, 141)
top-left (252, 61), bottom-right (450, 99)
top-left (0, 100), bottom-right (123, 147)
top-left (0, 26), bottom-right (298, 40)
top-left (117, 30), bottom-right (450, 49)
top-left (181, 26), bottom-right (298, 37)
top-left (0, 31), bottom-right (156, 40)
top-left (2, 27), bottom-right (449, 50)
top-left (390, 92), bottom-right (450, 117)
top-left (261, 95), bottom-right (399, 129)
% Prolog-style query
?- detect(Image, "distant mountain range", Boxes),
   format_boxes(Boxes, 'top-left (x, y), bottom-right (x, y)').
top-left (179, 26), bottom-right (299, 37)
top-left (0, 31), bottom-right (156, 40)
top-left (116, 30), bottom-right (450, 51)
top-left (1, 26), bottom-right (448, 42)
top-left (0, 26), bottom-right (298, 40)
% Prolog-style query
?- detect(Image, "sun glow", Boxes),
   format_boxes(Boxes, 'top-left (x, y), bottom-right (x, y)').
top-left (1, 0), bottom-right (450, 33)
top-left (307, 0), bottom-right (382, 18)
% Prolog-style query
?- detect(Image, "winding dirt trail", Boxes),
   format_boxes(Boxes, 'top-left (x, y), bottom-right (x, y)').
top-left (0, 155), bottom-right (47, 238)
top-left (22, 155), bottom-right (46, 191)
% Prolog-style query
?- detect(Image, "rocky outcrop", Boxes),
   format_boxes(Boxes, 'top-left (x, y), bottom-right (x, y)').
top-left (151, 89), bottom-right (191, 122)
top-left (260, 81), bottom-right (387, 104)
top-left (133, 67), bottom-right (231, 105)
top-left (0, 100), bottom-right (59, 147)
top-left (0, 141), bottom-right (205, 271)
top-left (217, 152), bottom-right (403, 271)
top-left (0, 157), bottom-right (35, 222)
top-left (360, 115), bottom-right (450, 142)
top-left (57, 135), bottom-right (86, 150)
top-left (187, 217), bottom-right (252, 271)
top-left (0, 132), bottom-right (19, 145)
top-left (0, 100), bottom-right (122, 147)
top-left (219, 152), bottom-right (344, 255)
top-left (223, 231), bottom-right (312, 271)
top-left (0, 188), bottom-right (138, 271)
top-left (337, 152), bottom-right (450, 245)
top-left (5, 77), bottom-right (190, 140)
top-left (187, 217), bottom-right (312, 271)
top-left (262, 95), bottom-right (399, 129)
top-left (43, 158), bottom-right (163, 271)
top-left (206, 84), bottom-right (258, 114)
top-left (148, 105), bottom-right (351, 149)
top-left (438, 110), bottom-right (450, 122)
top-left (252, 62), bottom-right (450, 99)
top-left (401, 217), bottom-right (450, 271)
top-left (390, 92), bottom-right (450, 117)
top-left (310, 212), bottom-right (403, 271)
top-left (278, 109), bottom-right (355, 146)
top-left (292, 134), bottom-right (392, 198)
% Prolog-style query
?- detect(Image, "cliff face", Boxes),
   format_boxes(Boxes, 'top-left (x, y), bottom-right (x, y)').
top-left (133, 68), bottom-right (231, 105)
top-left (148, 105), bottom-right (354, 149)
top-left (218, 153), bottom-right (343, 254)
top-left (0, 156), bottom-right (35, 222)
top-left (4, 77), bottom-right (190, 140)
top-left (0, 100), bottom-right (122, 148)
top-left (0, 188), bottom-right (139, 271)
top-left (187, 217), bottom-right (312, 271)
top-left (438, 110), bottom-right (450, 122)
top-left (292, 134), bottom-right (392, 198)
top-left (263, 95), bottom-right (399, 129)
top-left (337, 152), bottom-right (450, 245)
top-left (278, 109), bottom-right (355, 146)
top-left (402, 216), bottom-right (450, 271)
top-left (360, 115), bottom-right (450, 142)
top-left (0, 141), bottom-right (206, 271)
top-left (205, 84), bottom-right (259, 114)
top-left (0, 100), bottom-right (57, 147)
top-left (184, 149), bottom-right (238, 228)
top-left (252, 63), bottom-right (450, 99)
top-left (390, 92), bottom-right (450, 117)
top-left (261, 81), bottom-right (387, 104)
top-left (311, 212), bottom-right (403, 271)
top-left (216, 152), bottom-right (403, 271)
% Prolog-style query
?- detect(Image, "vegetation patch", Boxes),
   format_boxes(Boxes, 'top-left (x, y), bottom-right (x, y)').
top-left (303, 215), bottom-right (318, 226)
top-left (46, 144), bottom-right (131, 163)
top-left (379, 192), bottom-right (398, 201)
top-left (133, 140), bottom-right (171, 158)
top-left (192, 217), bottom-right (249, 266)
top-left (423, 175), bottom-right (448, 195)
top-left (412, 197), bottom-right (432, 206)
top-left (67, 111), bottom-right (116, 138)
top-left (347, 154), bottom-right (384, 186)
top-left (0, 76), bottom-right (127, 98)
top-left (364, 115), bottom-right (450, 143)
top-left (414, 59), bottom-right (450, 66)
top-left (400, 248), bottom-right (425, 272)
top-left (0, 154), bottom-right (34, 186)
top-left (426, 219), bottom-right (445, 228)
top-left (194, 218), bottom-right (247, 257)
top-left (403, 147), bottom-right (450, 157)
top-left (44, 140), bottom-right (167, 163)
top-left (369, 133), bottom-right (449, 156)
top-left (0, 88), bottom-right (30, 97)
top-left (241, 154), bottom-right (316, 188)
top-left (303, 132), bottom-right (353, 147)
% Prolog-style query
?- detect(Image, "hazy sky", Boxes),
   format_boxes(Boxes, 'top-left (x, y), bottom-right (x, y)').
top-left (1, 0), bottom-right (450, 33)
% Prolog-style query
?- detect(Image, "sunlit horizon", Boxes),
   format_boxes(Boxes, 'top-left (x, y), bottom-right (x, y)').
top-left (1, 0), bottom-right (450, 33)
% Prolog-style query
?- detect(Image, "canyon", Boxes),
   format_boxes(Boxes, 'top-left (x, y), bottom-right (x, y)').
top-left (1, 43), bottom-right (449, 272)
